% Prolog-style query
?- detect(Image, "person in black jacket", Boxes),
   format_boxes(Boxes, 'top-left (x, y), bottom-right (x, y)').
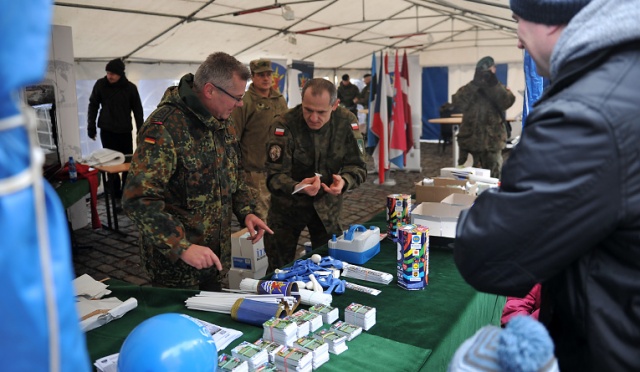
top-left (454, 0), bottom-right (640, 370)
top-left (88, 58), bottom-right (143, 199)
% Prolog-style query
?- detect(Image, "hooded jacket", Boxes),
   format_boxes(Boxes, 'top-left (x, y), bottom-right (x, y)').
top-left (454, 0), bottom-right (640, 370)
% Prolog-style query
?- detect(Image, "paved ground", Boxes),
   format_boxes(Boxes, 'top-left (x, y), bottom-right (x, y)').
top-left (71, 142), bottom-right (454, 286)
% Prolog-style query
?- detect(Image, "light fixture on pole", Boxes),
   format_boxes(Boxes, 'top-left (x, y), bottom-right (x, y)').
top-left (282, 5), bottom-right (295, 21)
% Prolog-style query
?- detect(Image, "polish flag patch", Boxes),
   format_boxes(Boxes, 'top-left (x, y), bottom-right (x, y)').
top-left (351, 122), bottom-right (359, 131)
top-left (274, 128), bottom-right (285, 136)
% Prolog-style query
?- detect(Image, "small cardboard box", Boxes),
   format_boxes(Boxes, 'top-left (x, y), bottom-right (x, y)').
top-left (231, 228), bottom-right (268, 272)
top-left (411, 202), bottom-right (467, 238)
top-left (415, 177), bottom-right (474, 203)
top-left (441, 193), bottom-right (476, 207)
top-left (228, 267), bottom-right (267, 290)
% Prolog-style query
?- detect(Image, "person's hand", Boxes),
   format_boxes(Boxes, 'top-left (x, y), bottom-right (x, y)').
top-left (244, 214), bottom-right (274, 244)
top-left (297, 175), bottom-right (322, 196)
top-left (180, 244), bottom-right (222, 270)
top-left (88, 127), bottom-right (97, 140)
top-left (322, 174), bottom-right (344, 196)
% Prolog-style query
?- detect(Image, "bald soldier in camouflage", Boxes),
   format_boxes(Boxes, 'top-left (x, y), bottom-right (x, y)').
top-left (230, 58), bottom-right (289, 221)
top-left (452, 56), bottom-right (515, 178)
top-left (122, 52), bottom-right (272, 290)
top-left (264, 78), bottom-right (367, 272)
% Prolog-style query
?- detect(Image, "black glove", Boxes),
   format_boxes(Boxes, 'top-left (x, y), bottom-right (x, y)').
top-left (88, 127), bottom-right (96, 140)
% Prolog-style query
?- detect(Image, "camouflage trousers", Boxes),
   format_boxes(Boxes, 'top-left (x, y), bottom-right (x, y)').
top-left (264, 206), bottom-right (340, 273)
top-left (245, 170), bottom-right (270, 223)
top-left (458, 149), bottom-right (503, 179)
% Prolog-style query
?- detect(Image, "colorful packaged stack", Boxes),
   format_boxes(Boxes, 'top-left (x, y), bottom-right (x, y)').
top-left (274, 347), bottom-right (313, 372)
top-left (231, 341), bottom-right (269, 370)
top-left (294, 336), bottom-right (330, 370)
top-left (330, 320), bottom-right (362, 341)
top-left (253, 338), bottom-right (285, 363)
top-left (254, 362), bottom-right (279, 372)
top-left (262, 317), bottom-right (298, 346)
top-left (308, 303), bottom-right (339, 324)
top-left (344, 302), bottom-right (376, 331)
top-left (218, 353), bottom-right (249, 372)
top-left (291, 309), bottom-right (323, 333)
top-left (286, 314), bottom-right (310, 338)
top-left (313, 329), bottom-right (348, 355)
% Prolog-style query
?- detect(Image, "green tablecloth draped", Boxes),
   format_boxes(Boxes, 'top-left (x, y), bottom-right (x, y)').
top-left (85, 211), bottom-right (504, 371)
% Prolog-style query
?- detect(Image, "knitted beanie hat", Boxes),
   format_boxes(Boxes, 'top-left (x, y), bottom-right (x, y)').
top-left (510, 0), bottom-right (592, 25)
top-left (105, 58), bottom-right (125, 76)
top-left (448, 316), bottom-right (559, 372)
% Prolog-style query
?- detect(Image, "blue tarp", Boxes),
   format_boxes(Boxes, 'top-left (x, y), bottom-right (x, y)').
top-left (1, 1), bottom-right (90, 370)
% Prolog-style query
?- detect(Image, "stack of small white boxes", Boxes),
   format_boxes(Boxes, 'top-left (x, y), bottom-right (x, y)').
top-left (228, 228), bottom-right (268, 289)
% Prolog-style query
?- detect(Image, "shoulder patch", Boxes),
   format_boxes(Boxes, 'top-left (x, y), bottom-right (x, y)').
top-left (274, 127), bottom-right (285, 136)
top-left (267, 143), bottom-right (283, 163)
top-left (351, 122), bottom-right (360, 131)
top-left (144, 137), bottom-right (156, 145)
top-left (149, 105), bottom-right (175, 125)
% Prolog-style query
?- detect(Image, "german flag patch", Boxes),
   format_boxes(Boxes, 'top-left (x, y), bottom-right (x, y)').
top-left (274, 128), bottom-right (285, 136)
top-left (351, 122), bottom-right (359, 131)
top-left (144, 137), bottom-right (156, 145)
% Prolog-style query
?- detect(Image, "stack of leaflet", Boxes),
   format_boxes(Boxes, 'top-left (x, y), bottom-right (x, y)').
top-left (253, 339), bottom-right (284, 363)
top-left (291, 309), bottom-right (323, 333)
top-left (231, 341), bottom-right (269, 370)
top-left (313, 329), bottom-right (348, 355)
top-left (254, 362), bottom-right (278, 371)
top-left (345, 302), bottom-right (377, 331)
top-left (286, 314), bottom-right (310, 338)
top-left (330, 320), bottom-right (362, 341)
top-left (294, 336), bottom-right (330, 370)
top-left (341, 263), bottom-right (393, 284)
top-left (274, 347), bottom-right (313, 372)
top-left (262, 317), bottom-right (298, 346)
top-left (308, 303), bottom-right (339, 324)
top-left (218, 354), bottom-right (249, 372)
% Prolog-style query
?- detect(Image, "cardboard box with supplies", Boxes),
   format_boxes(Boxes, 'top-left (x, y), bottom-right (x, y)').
top-left (411, 194), bottom-right (475, 238)
top-left (231, 228), bottom-right (268, 273)
top-left (415, 177), bottom-right (476, 204)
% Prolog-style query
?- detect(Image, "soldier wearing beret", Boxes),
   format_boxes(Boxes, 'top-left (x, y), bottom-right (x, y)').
top-left (264, 78), bottom-right (367, 272)
top-left (230, 58), bottom-right (289, 222)
top-left (122, 52), bottom-right (272, 290)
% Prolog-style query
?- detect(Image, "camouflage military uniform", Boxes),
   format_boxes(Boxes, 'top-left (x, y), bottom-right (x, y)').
top-left (264, 105), bottom-right (367, 271)
top-left (230, 83), bottom-right (288, 221)
top-left (122, 73), bottom-right (254, 288)
top-left (452, 72), bottom-right (515, 178)
top-left (337, 82), bottom-right (360, 116)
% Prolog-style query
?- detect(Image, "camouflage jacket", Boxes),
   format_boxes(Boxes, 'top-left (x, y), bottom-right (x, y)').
top-left (337, 83), bottom-right (360, 109)
top-left (452, 76), bottom-right (515, 152)
top-left (265, 105), bottom-right (366, 232)
top-left (230, 84), bottom-right (288, 172)
top-left (122, 73), bottom-right (255, 287)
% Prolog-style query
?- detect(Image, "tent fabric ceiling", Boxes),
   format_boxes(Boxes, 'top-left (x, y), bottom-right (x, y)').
top-left (53, 0), bottom-right (517, 69)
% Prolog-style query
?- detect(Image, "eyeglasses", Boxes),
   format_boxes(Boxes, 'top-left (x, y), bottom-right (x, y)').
top-left (212, 83), bottom-right (244, 103)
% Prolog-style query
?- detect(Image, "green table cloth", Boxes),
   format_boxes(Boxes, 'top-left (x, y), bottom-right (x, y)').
top-left (85, 212), bottom-right (504, 371)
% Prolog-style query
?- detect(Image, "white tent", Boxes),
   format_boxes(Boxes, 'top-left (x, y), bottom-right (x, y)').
top-left (53, 0), bottom-right (521, 72)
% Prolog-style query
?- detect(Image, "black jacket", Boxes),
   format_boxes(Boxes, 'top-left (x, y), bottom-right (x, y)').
top-left (454, 41), bottom-right (640, 371)
top-left (88, 75), bottom-right (143, 134)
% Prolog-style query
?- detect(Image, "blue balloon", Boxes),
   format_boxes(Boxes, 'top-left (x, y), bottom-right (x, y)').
top-left (118, 313), bottom-right (217, 372)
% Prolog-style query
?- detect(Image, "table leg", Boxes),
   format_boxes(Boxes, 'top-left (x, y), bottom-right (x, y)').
top-left (452, 124), bottom-right (459, 167)
top-left (101, 172), bottom-right (113, 229)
